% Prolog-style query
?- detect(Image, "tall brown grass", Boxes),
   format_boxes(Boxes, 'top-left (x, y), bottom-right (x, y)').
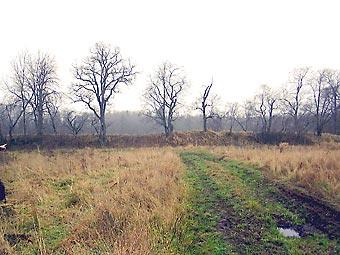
top-left (0, 148), bottom-right (185, 254)
top-left (211, 143), bottom-right (340, 208)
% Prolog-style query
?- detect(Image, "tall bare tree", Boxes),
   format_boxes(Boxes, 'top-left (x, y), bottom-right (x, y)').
top-left (308, 70), bottom-right (332, 136)
top-left (195, 81), bottom-right (217, 132)
top-left (26, 52), bottom-right (58, 136)
top-left (254, 85), bottom-right (278, 133)
top-left (324, 69), bottom-right (340, 134)
top-left (144, 62), bottom-right (186, 136)
top-left (72, 43), bottom-right (136, 145)
top-left (282, 67), bottom-right (310, 134)
top-left (5, 53), bottom-right (33, 137)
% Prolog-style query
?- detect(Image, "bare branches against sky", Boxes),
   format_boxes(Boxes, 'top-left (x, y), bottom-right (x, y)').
top-left (1, 0), bottom-right (340, 111)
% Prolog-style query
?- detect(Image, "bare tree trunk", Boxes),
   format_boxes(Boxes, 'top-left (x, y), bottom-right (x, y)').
top-left (99, 110), bottom-right (107, 145)
top-left (203, 112), bottom-right (207, 132)
top-left (8, 128), bottom-right (13, 142)
top-left (37, 89), bottom-right (44, 136)
top-left (169, 122), bottom-right (173, 135)
top-left (37, 111), bottom-right (43, 136)
top-left (316, 118), bottom-right (322, 136)
top-left (23, 110), bottom-right (27, 137)
top-left (267, 108), bottom-right (274, 133)
top-left (51, 120), bottom-right (58, 135)
top-left (333, 98), bottom-right (337, 134)
top-left (165, 114), bottom-right (173, 137)
top-left (293, 115), bottom-right (298, 135)
top-left (164, 126), bottom-right (168, 137)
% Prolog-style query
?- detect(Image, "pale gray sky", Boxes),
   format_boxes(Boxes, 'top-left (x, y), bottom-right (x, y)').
top-left (1, 0), bottom-right (340, 111)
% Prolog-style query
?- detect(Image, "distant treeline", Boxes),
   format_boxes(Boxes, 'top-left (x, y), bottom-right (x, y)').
top-left (0, 110), bottom-right (339, 142)
top-left (0, 42), bottom-right (339, 145)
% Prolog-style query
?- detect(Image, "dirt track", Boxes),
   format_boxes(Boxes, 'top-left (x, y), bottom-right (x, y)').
top-left (181, 151), bottom-right (339, 254)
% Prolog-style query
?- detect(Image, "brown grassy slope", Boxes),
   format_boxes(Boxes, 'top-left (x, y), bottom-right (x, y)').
top-left (211, 143), bottom-right (340, 208)
top-left (0, 148), bottom-right (185, 254)
top-left (8, 130), bottom-right (328, 150)
top-left (8, 131), bottom-right (256, 149)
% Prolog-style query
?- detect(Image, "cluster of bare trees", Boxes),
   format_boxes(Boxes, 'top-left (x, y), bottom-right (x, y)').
top-left (1, 43), bottom-right (339, 145)
top-left (195, 68), bottom-right (339, 136)
top-left (1, 52), bottom-right (58, 141)
top-left (0, 43), bottom-right (137, 145)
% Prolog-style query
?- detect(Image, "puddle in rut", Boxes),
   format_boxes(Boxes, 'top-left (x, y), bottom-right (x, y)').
top-left (277, 227), bottom-right (300, 238)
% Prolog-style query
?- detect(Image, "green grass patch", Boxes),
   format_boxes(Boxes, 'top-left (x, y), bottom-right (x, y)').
top-left (175, 152), bottom-right (236, 254)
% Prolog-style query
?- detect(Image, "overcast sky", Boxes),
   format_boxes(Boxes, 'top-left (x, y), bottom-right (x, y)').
top-left (1, 0), bottom-right (340, 112)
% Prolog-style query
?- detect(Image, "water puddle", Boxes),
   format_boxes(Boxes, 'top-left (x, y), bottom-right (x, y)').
top-left (277, 227), bottom-right (300, 238)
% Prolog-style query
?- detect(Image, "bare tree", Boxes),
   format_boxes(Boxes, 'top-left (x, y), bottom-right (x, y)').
top-left (234, 100), bottom-right (255, 132)
top-left (26, 52), bottom-right (58, 136)
top-left (224, 102), bottom-right (239, 134)
top-left (1, 98), bottom-right (25, 141)
top-left (5, 53), bottom-right (33, 137)
top-left (72, 43), bottom-right (136, 145)
top-left (65, 111), bottom-right (87, 136)
top-left (144, 62), bottom-right (186, 137)
top-left (4, 102), bottom-right (22, 140)
top-left (46, 96), bottom-right (60, 135)
top-left (308, 70), bottom-right (332, 136)
top-left (254, 85), bottom-right (278, 133)
top-left (324, 69), bottom-right (340, 134)
top-left (282, 67), bottom-right (310, 134)
top-left (195, 81), bottom-right (217, 132)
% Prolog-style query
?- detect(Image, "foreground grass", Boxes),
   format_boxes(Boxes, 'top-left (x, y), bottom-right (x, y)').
top-left (1, 146), bottom-right (339, 254)
top-left (180, 150), bottom-right (338, 254)
top-left (0, 148), bottom-right (185, 254)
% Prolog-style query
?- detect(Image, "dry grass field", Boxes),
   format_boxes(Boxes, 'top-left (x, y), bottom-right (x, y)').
top-left (0, 148), bottom-right (185, 254)
top-left (0, 141), bottom-right (339, 254)
top-left (211, 142), bottom-right (340, 207)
